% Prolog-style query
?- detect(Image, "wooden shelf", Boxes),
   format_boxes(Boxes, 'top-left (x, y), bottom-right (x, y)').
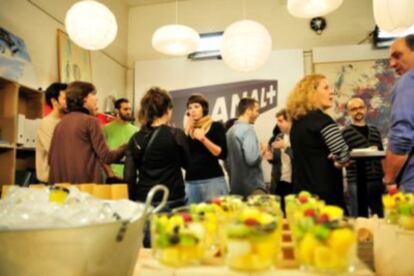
top-left (0, 144), bottom-right (13, 149)
top-left (16, 147), bottom-right (35, 152)
top-left (0, 77), bottom-right (43, 185)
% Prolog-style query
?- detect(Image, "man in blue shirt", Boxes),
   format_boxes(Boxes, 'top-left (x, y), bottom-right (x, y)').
top-left (226, 98), bottom-right (269, 197)
top-left (384, 35), bottom-right (414, 192)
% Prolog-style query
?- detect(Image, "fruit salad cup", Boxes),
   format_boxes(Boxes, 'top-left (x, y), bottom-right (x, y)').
top-left (210, 195), bottom-right (244, 220)
top-left (285, 191), bottom-right (323, 230)
top-left (294, 205), bottom-right (356, 273)
top-left (226, 207), bottom-right (281, 271)
top-left (176, 203), bottom-right (224, 263)
top-left (151, 212), bottom-right (206, 267)
top-left (397, 193), bottom-right (414, 230)
top-left (247, 194), bottom-right (282, 218)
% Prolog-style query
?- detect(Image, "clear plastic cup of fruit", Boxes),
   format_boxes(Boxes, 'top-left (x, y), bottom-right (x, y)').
top-left (382, 187), bottom-right (403, 224)
top-left (210, 195), bottom-right (244, 221)
top-left (175, 203), bottom-right (224, 263)
top-left (294, 205), bottom-right (356, 273)
top-left (226, 207), bottom-right (281, 272)
top-left (285, 191), bottom-right (322, 230)
top-left (397, 194), bottom-right (414, 230)
top-left (151, 212), bottom-right (206, 267)
top-left (247, 194), bottom-right (282, 218)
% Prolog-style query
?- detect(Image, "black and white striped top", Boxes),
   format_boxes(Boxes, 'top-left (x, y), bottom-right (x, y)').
top-left (342, 125), bottom-right (384, 184)
top-left (321, 124), bottom-right (350, 164)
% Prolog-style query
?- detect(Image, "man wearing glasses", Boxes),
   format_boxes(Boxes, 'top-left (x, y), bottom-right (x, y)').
top-left (342, 97), bottom-right (384, 217)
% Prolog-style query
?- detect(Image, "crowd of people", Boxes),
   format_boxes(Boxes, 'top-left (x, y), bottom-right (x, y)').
top-left (35, 35), bottom-right (414, 218)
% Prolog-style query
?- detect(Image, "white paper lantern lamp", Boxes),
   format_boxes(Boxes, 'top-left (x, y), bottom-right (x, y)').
top-left (152, 24), bottom-right (200, 56)
top-left (65, 0), bottom-right (118, 50)
top-left (220, 20), bottom-right (272, 73)
top-left (287, 0), bottom-right (343, 18)
top-left (373, 0), bottom-right (414, 35)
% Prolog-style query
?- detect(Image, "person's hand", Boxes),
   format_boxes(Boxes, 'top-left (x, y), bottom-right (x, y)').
top-left (263, 149), bottom-right (273, 161)
top-left (272, 139), bottom-right (285, 149)
top-left (184, 115), bottom-right (194, 135)
top-left (193, 128), bottom-right (206, 141)
top-left (386, 184), bottom-right (398, 193)
top-left (329, 154), bottom-right (350, 168)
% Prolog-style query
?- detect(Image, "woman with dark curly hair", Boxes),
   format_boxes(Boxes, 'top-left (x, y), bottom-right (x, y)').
top-left (49, 81), bottom-right (126, 184)
top-left (124, 87), bottom-right (190, 206)
top-left (184, 94), bottom-right (228, 203)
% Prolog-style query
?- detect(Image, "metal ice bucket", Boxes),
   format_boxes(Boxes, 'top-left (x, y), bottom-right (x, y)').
top-left (0, 185), bottom-right (169, 276)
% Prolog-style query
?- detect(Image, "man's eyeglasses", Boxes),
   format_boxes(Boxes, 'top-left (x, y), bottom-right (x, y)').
top-left (349, 106), bottom-right (365, 112)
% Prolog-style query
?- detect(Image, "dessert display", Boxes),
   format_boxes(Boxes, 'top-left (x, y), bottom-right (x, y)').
top-left (151, 212), bottom-right (206, 267)
top-left (226, 207), bottom-right (281, 271)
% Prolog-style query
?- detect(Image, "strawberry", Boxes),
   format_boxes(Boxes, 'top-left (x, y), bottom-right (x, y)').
top-left (389, 186), bottom-right (398, 196)
top-left (304, 208), bottom-right (315, 217)
top-left (316, 213), bottom-right (329, 224)
top-left (212, 198), bottom-right (221, 206)
top-left (298, 195), bottom-right (308, 204)
top-left (181, 212), bottom-right (192, 223)
top-left (244, 218), bottom-right (259, 226)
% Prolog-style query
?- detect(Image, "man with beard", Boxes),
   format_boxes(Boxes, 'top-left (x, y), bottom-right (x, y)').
top-left (226, 98), bottom-right (270, 197)
top-left (104, 98), bottom-right (138, 180)
top-left (342, 97), bottom-right (384, 217)
top-left (36, 82), bottom-right (67, 183)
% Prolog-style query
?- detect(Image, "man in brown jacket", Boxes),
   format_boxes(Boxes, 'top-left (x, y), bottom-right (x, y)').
top-left (49, 81), bottom-right (127, 184)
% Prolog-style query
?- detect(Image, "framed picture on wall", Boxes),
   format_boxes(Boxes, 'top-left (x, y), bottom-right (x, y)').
top-left (57, 29), bottom-right (92, 83)
top-left (314, 59), bottom-right (396, 139)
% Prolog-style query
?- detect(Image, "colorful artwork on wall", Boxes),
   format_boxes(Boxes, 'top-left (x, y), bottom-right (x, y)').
top-left (0, 27), bottom-right (38, 87)
top-left (315, 59), bottom-right (397, 139)
top-left (57, 29), bottom-right (92, 83)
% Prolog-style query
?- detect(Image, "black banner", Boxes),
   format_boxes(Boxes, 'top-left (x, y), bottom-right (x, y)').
top-left (170, 79), bottom-right (278, 128)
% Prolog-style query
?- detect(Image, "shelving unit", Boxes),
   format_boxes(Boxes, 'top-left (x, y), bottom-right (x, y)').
top-left (0, 77), bottom-right (43, 192)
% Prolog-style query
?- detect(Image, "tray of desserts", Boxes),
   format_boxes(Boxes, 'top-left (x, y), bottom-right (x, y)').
top-left (133, 192), bottom-right (374, 275)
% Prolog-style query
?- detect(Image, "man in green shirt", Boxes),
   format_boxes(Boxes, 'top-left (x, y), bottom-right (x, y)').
top-left (104, 98), bottom-right (138, 179)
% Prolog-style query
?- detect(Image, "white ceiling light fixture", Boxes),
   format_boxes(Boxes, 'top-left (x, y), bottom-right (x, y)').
top-left (373, 0), bottom-right (414, 35)
top-left (152, 25), bottom-right (200, 56)
top-left (221, 20), bottom-right (272, 73)
top-left (287, 0), bottom-right (343, 18)
top-left (65, 0), bottom-right (118, 50)
top-left (151, 1), bottom-right (200, 56)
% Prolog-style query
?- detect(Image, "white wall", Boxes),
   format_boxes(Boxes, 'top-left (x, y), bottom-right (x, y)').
top-left (135, 49), bottom-right (304, 182)
top-left (0, 0), bottom-right (129, 110)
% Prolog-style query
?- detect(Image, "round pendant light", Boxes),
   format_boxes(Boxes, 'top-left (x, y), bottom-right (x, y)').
top-left (65, 0), bottom-right (118, 50)
top-left (373, 0), bottom-right (414, 35)
top-left (152, 24), bottom-right (200, 56)
top-left (287, 0), bottom-right (343, 19)
top-left (220, 20), bottom-right (272, 73)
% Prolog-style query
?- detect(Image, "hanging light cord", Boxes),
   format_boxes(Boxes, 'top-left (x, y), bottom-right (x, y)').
top-left (242, 0), bottom-right (247, 19)
top-left (175, 0), bottom-right (178, 24)
top-left (357, 30), bottom-right (375, 45)
top-left (26, 0), bottom-right (130, 70)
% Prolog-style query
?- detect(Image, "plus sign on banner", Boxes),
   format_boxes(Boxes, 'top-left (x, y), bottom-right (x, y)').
top-left (170, 80), bottom-right (278, 128)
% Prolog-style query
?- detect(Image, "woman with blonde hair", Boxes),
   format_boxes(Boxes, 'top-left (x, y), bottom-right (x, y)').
top-left (287, 74), bottom-right (350, 208)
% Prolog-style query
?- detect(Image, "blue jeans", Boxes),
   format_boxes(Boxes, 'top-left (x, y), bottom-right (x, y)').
top-left (185, 176), bottom-right (229, 204)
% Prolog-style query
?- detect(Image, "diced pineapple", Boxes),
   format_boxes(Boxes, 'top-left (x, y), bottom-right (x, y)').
top-left (227, 239), bottom-right (252, 258)
top-left (327, 228), bottom-right (355, 255)
top-left (298, 233), bottom-right (321, 265)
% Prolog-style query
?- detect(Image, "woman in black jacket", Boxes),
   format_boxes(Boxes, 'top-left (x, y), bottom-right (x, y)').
top-left (124, 87), bottom-right (190, 207)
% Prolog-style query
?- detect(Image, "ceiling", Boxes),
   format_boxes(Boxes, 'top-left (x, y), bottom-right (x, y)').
top-left (126, 0), bottom-right (188, 7)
